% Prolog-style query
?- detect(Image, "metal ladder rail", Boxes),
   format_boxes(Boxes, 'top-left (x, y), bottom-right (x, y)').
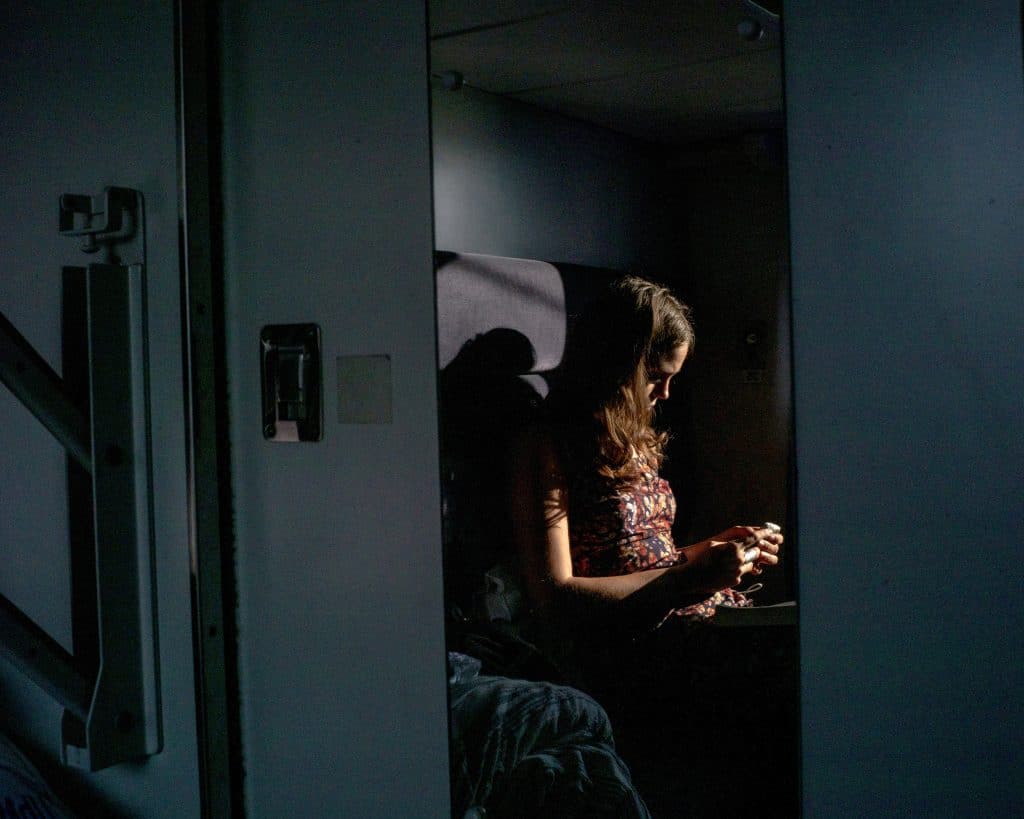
top-left (0, 188), bottom-right (161, 771)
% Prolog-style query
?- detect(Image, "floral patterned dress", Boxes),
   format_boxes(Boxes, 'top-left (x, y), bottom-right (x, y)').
top-left (567, 453), bottom-right (749, 624)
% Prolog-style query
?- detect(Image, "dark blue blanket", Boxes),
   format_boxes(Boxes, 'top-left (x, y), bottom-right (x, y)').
top-left (448, 652), bottom-right (651, 819)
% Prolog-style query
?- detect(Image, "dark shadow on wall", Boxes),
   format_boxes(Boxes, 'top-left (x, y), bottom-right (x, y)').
top-left (438, 327), bottom-right (543, 619)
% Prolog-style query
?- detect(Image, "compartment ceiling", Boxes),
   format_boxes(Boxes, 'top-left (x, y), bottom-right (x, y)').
top-left (429, 0), bottom-right (784, 147)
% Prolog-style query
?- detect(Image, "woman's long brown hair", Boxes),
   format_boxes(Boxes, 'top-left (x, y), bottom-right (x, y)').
top-left (547, 276), bottom-right (694, 485)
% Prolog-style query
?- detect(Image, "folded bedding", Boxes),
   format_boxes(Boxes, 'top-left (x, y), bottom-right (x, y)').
top-left (0, 731), bottom-right (76, 818)
top-left (448, 652), bottom-right (651, 819)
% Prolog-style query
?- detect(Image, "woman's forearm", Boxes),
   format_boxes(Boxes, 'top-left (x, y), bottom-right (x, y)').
top-left (551, 563), bottom-right (717, 624)
top-left (556, 568), bottom-right (673, 602)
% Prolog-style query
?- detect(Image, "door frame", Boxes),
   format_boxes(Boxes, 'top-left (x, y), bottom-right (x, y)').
top-left (176, 1), bottom-right (244, 816)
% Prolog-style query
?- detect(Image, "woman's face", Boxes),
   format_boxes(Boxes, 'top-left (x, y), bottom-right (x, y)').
top-left (646, 344), bottom-right (688, 406)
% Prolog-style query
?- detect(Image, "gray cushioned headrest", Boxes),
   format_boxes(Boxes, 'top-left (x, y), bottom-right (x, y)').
top-left (436, 252), bottom-right (566, 373)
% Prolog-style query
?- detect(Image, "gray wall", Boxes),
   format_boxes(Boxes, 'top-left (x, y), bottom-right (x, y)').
top-left (432, 84), bottom-right (672, 270)
top-left (785, 2), bottom-right (1024, 814)
top-left (221, 3), bottom-right (450, 816)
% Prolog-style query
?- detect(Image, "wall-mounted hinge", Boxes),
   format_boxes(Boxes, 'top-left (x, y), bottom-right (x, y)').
top-left (59, 186), bottom-right (139, 255)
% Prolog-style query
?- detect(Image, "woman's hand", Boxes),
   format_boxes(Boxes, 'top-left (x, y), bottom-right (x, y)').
top-left (682, 525), bottom-right (783, 592)
top-left (748, 525), bottom-right (783, 575)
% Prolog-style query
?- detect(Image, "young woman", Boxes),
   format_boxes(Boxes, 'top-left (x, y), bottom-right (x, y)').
top-left (512, 275), bottom-right (783, 657)
top-left (509, 276), bottom-right (796, 814)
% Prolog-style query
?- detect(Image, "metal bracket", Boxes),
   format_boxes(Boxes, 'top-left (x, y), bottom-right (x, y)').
top-left (59, 187), bottom-right (139, 254)
top-left (0, 187), bottom-right (161, 771)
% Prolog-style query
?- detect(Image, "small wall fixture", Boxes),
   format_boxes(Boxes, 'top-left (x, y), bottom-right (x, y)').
top-left (260, 324), bottom-right (322, 442)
